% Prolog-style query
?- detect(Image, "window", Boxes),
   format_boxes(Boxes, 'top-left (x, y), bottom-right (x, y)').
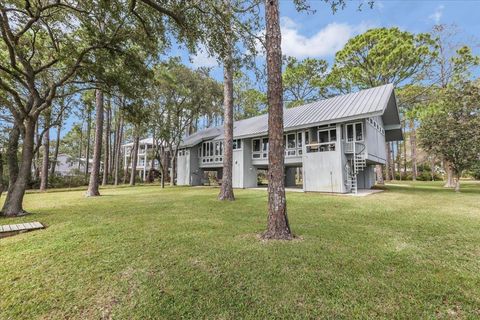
top-left (346, 122), bottom-right (364, 142)
top-left (252, 138), bottom-right (269, 159)
top-left (297, 132), bottom-right (302, 148)
top-left (307, 128), bottom-right (337, 153)
top-left (233, 139), bottom-right (242, 150)
top-left (347, 124), bottom-right (354, 142)
top-left (253, 139), bottom-right (261, 152)
top-left (305, 131), bottom-right (310, 145)
top-left (355, 123), bottom-right (363, 141)
top-left (318, 129), bottom-right (336, 143)
top-left (286, 133), bottom-right (296, 149)
top-left (331, 129), bottom-right (337, 142)
top-left (318, 130), bottom-right (329, 143)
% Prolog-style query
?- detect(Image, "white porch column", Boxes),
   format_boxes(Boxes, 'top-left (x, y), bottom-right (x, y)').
top-left (143, 155), bottom-right (147, 181)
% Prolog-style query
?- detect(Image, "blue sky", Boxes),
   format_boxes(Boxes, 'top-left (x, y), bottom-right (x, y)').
top-left (183, 0), bottom-right (479, 76)
top-left (63, 1), bottom-right (479, 136)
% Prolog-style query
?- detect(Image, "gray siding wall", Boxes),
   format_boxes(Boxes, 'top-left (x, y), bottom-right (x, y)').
top-left (232, 149), bottom-right (244, 188)
top-left (176, 151), bottom-right (190, 185)
top-left (365, 116), bottom-right (387, 164)
top-left (303, 150), bottom-right (345, 193)
top-left (189, 145), bottom-right (201, 186)
top-left (303, 125), bottom-right (346, 193)
top-left (232, 138), bottom-right (257, 188)
top-left (177, 146), bottom-right (201, 186)
top-left (356, 165), bottom-right (376, 189)
top-left (241, 138), bottom-right (257, 188)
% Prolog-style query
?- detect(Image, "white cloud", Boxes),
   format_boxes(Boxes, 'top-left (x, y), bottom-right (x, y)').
top-left (190, 46), bottom-right (219, 68)
top-left (279, 17), bottom-right (374, 59)
top-left (428, 5), bottom-right (444, 24)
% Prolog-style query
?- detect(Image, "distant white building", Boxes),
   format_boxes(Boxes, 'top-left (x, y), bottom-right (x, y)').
top-left (122, 138), bottom-right (161, 180)
top-left (52, 154), bottom-right (96, 176)
top-left (175, 84), bottom-right (403, 194)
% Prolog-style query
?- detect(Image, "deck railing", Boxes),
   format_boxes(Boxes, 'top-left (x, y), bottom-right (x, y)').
top-left (305, 142), bottom-right (336, 153)
top-left (343, 141), bottom-right (366, 154)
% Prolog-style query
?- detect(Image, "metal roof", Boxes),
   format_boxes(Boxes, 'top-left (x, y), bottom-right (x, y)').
top-left (180, 126), bottom-right (223, 148)
top-left (180, 84), bottom-right (400, 146)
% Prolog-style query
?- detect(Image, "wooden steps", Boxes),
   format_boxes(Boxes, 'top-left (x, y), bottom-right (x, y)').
top-left (0, 221), bottom-right (44, 238)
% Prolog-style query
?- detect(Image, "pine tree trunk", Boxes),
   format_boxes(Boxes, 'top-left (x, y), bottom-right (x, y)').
top-left (85, 110), bottom-right (92, 182)
top-left (114, 116), bottom-right (123, 186)
top-left (218, 62), bottom-right (235, 201)
top-left (123, 147), bottom-right (131, 185)
top-left (376, 164), bottom-right (384, 185)
top-left (409, 119), bottom-right (417, 181)
top-left (86, 90), bottom-right (104, 197)
top-left (50, 118), bottom-right (62, 177)
top-left (130, 135), bottom-right (139, 186)
top-left (108, 106), bottom-right (117, 175)
top-left (78, 117), bottom-right (84, 172)
top-left (160, 147), bottom-right (167, 189)
top-left (262, 0), bottom-right (292, 240)
top-left (403, 123), bottom-right (407, 177)
top-left (102, 104), bottom-right (111, 186)
top-left (40, 111), bottom-right (51, 191)
top-left (390, 142), bottom-right (397, 181)
top-left (170, 153), bottom-right (176, 186)
top-left (385, 142), bottom-right (392, 182)
top-left (396, 141), bottom-right (401, 180)
top-left (1, 118), bottom-right (37, 216)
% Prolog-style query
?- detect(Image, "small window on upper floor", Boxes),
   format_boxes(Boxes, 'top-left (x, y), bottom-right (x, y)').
top-left (233, 139), bottom-right (242, 150)
top-left (253, 139), bottom-right (261, 152)
top-left (286, 133), bottom-right (296, 149)
top-left (355, 123), bottom-right (363, 141)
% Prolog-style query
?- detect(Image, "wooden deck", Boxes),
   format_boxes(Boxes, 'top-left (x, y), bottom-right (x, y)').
top-left (0, 221), bottom-right (44, 238)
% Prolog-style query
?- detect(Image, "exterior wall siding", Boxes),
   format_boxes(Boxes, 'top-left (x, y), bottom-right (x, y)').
top-left (176, 151), bottom-right (190, 185)
top-left (365, 116), bottom-right (387, 164)
top-left (303, 150), bottom-right (345, 193)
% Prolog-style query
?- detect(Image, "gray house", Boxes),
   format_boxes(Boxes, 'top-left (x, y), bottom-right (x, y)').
top-left (176, 84), bottom-right (402, 194)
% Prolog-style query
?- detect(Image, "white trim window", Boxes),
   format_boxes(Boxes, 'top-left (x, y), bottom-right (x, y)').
top-left (233, 139), bottom-right (242, 150)
top-left (346, 122), bottom-right (364, 142)
top-left (252, 138), bottom-right (268, 159)
top-left (317, 128), bottom-right (337, 152)
top-left (284, 133), bottom-right (297, 157)
top-left (297, 132), bottom-right (303, 155)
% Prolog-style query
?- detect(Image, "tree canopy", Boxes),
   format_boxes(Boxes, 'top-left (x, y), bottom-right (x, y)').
top-left (329, 27), bottom-right (437, 91)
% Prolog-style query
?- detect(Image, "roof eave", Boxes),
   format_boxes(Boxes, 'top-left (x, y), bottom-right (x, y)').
top-left (234, 111), bottom-right (384, 139)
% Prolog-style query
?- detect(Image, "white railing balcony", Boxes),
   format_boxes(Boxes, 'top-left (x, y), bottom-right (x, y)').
top-left (343, 141), bottom-right (354, 153)
top-left (343, 141), bottom-right (366, 154)
top-left (285, 148), bottom-right (303, 157)
top-left (306, 142), bottom-right (336, 153)
top-left (200, 156), bottom-right (223, 165)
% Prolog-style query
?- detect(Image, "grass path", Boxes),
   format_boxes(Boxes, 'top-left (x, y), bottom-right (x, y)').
top-left (1, 182), bottom-right (479, 319)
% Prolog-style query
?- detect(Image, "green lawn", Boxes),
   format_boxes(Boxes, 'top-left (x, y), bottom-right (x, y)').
top-left (1, 182), bottom-right (479, 319)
